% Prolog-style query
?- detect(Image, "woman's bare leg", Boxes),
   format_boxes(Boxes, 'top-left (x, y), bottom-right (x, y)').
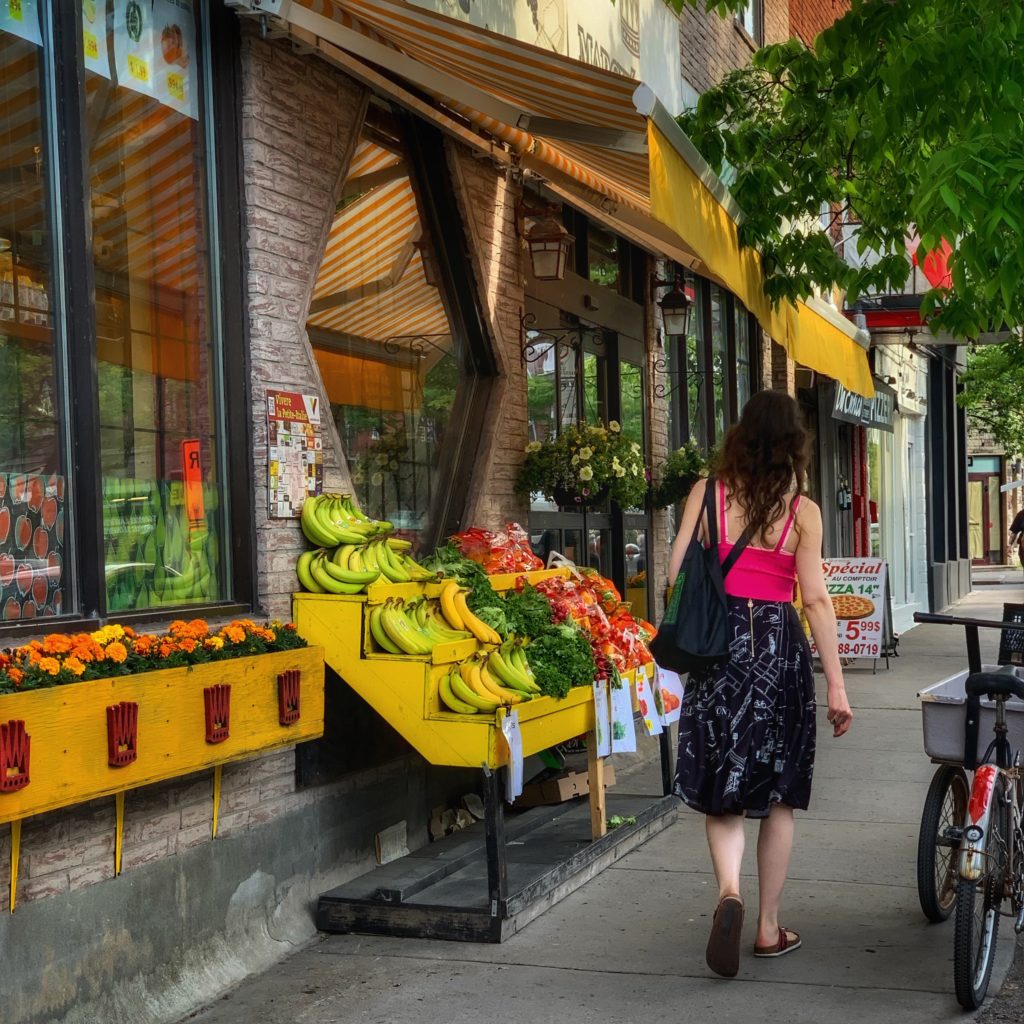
top-left (706, 813), bottom-right (746, 899)
top-left (755, 803), bottom-right (795, 946)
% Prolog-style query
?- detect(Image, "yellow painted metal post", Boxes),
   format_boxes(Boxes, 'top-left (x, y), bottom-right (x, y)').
top-left (9, 819), bottom-right (21, 913)
top-left (212, 764), bottom-right (222, 839)
top-left (114, 792), bottom-right (125, 876)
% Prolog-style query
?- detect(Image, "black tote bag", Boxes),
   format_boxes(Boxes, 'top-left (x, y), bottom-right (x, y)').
top-left (650, 478), bottom-right (753, 674)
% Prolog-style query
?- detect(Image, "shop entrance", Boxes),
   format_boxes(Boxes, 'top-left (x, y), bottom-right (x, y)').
top-left (525, 318), bottom-right (652, 621)
top-left (968, 467), bottom-right (1003, 564)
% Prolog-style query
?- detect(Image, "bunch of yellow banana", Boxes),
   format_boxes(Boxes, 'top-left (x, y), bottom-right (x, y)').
top-left (300, 493), bottom-right (391, 547)
top-left (438, 579), bottom-right (502, 644)
top-left (367, 597), bottom-right (473, 655)
top-left (296, 547), bottom-right (376, 595)
top-left (362, 538), bottom-right (436, 584)
top-left (439, 655), bottom-right (535, 714)
top-left (485, 639), bottom-right (541, 696)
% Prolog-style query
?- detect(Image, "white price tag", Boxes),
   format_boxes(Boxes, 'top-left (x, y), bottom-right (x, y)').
top-left (500, 710), bottom-right (523, 803)
top-left (592, 680), bottom-right (612, 757)
top-left (610, 683), bottom-right (637, 753)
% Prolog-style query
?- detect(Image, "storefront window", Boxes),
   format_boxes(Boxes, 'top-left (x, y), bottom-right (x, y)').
top-left (735, 303), bottom-right (752, 412)
top-left (587, 222), bottom-right (620, 292)
top-left (710, 285), bottom-right (728, 442)
top-left (0, 24), bottom-right (67, 622)
top-left (310, 115), bottom-right (474, 550)
top-left (85, 2), bottom-right (225, 611)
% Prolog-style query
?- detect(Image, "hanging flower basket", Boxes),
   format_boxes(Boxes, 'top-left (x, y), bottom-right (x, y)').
top-left (517, 422), bottom-right (648, 509)
top-left (650, 441), bottom-right (712, 510)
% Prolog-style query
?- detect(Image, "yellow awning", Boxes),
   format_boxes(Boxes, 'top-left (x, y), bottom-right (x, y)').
top-left (284, 0), bottom-right (874, 398)
top-left (647, 122), bottom-right (874, 398)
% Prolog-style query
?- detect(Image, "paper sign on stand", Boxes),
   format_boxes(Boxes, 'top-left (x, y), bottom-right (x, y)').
top-left (634, 671), bottom-right (663, 737)
top-left (610, 682), bottom-right (637, 753)
top-left (655, 667), bottom-right (685, 726)
top-left (500, 710), bottom-right (523, 803)
top-left (592, 680), bottom-right (612, 757)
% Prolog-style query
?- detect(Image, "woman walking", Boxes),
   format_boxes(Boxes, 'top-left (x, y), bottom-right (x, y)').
top-left (667, 391), bottom-right (852, 978)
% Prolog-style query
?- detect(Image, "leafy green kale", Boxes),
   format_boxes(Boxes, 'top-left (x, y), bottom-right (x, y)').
top-left (501, 584), bottom-right (553, 639)
top-left (523, 624), bottom-right (597, 700)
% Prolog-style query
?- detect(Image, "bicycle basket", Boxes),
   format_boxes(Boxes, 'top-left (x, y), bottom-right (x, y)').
top-left (997, 603), bottom-right (1024, 666)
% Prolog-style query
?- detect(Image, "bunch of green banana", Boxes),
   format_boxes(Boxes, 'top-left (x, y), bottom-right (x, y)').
top-left (367, 597), bottom-right (473, 656)
top-left (296, 548), bottom-right (368, 595)
top-left (486, 640), bottom-right (541, 696)
top-left (300, 493), bottom-right (392, 547)
top-left (153, 549), bottom-right (213, 605)
top-left (363, 538), bottom-right (436, 584)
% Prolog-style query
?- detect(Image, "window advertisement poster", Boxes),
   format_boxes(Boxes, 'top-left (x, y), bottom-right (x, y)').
top-left (83, 0), bottom-right (112, 79)
top-left (152, 0), bottom-right (197, 119)
top-left (113, 0), bottom-right (156, 100)
top-left (0, 0), bottom-right (43, 45)
top-left (808, 558), bottom-right (888, 660)
top-left (267, 390), bottom-right (324, 519)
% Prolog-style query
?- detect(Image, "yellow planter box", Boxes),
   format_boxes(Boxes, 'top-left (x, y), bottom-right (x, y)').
top-left (0, 647), bottom-right (324, 826)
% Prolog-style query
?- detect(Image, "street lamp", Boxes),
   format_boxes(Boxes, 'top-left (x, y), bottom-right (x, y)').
top-left (520, 206), bottom-right (573, 282)
top-left (653, 275), bottom-right (694, 337)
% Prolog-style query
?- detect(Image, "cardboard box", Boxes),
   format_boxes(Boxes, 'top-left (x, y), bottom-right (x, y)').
top-left (514, 764), bottom-right (617, 808)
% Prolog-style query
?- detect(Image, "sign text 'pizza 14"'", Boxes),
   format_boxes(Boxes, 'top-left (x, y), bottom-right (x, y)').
top-left (808, 558), bottom-right (888, 660)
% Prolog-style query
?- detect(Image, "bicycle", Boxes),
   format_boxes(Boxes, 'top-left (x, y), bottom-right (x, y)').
top-left (915, 611), bottom-right (1024, 1010)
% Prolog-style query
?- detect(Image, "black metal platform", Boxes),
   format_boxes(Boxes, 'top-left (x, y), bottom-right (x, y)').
top-left (316, 790), bottom-right (677, 943)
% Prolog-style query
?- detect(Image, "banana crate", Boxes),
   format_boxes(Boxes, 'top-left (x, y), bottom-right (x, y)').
top-left (293, 587), bottom-right (596, 770)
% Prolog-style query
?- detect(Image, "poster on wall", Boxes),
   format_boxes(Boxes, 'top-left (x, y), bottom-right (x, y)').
top-left (808, 558), bottom-right (888, 661)
top-left (83, 0), bottom-right (112, 79)
top-left (152, 0), bottom-right (198, 119)
top-left (267, 390), bottom-right (323, 519)
top-left (0, 0), bottom-right (43, 45)
top-left (113, 0), bottom-right (156, 99)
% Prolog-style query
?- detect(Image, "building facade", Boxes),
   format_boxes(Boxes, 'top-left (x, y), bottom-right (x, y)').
top-left (0, 4), bottom-right (873, 1022)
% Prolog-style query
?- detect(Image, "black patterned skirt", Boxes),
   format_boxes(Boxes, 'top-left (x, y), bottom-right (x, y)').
top-left (674, 598), bottom-right (816, 818)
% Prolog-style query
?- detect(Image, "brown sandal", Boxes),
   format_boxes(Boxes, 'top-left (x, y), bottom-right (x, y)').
top-left (754, 927), bottom-right (802, 958)
top-left (706, 895), bottom-right (744, 977)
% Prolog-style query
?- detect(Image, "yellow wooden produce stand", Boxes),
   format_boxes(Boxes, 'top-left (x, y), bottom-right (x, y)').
top-left (294, 569), bottom-right (670, 943)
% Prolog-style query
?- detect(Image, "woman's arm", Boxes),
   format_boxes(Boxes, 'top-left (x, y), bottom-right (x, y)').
top-left (794, 500), bottom-right (852, 737)
top-left (667, 478), bottom-right (709, 586)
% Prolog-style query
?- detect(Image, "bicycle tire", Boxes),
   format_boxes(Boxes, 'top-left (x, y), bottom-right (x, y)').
top-left (917, 764), bottom-right (969, 922)
top-left (953, 776), bottom-right (1008, 1010)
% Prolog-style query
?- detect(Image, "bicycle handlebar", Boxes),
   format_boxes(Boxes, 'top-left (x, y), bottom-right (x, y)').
top-left (914, 611), bottom-right (1023, 631)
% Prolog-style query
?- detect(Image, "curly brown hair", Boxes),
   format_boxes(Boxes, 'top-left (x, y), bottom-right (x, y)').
top-left (713, 390), bottom-right (810, 541)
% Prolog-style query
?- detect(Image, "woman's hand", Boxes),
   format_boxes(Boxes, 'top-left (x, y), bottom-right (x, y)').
top-left (826, 686), bottom-right (853, 737)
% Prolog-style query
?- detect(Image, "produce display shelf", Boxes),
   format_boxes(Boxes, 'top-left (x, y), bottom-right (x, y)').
top-left (294, 567), bottom-right (604, 771)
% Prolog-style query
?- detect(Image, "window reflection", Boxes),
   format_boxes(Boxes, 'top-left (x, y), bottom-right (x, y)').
top-left (309, 113), bottom-right (471, 550)
top-left (0, 24), bottom-right (69, 622)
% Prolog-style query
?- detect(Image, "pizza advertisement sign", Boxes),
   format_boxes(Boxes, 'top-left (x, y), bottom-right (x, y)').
top-left (808, 558), bottom-right (888, 660)
top-left (267, 390), bottom-right (323, 519)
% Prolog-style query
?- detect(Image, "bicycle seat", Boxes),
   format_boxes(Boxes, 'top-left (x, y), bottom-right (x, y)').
top-left (965, 666), bottom-right (1024, 702)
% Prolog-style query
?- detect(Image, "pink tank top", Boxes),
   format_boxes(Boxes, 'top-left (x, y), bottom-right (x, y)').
top-left (716, 481), bottom-right (800, 603)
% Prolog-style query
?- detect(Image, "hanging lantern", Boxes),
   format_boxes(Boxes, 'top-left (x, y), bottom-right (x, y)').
top-left (658, 278), bottom-right (693, 337)
top-left (524, 213), bottom-right (573, 282)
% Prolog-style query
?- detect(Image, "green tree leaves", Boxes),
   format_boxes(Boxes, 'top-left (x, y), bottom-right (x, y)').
top-left (675, 0), bottom-right (1024, 339)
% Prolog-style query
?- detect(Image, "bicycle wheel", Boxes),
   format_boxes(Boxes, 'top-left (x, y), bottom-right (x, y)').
top-left (917, 764), bottom-right (969, 922)
top-left (953, 775), bottom-right (1009, 1010)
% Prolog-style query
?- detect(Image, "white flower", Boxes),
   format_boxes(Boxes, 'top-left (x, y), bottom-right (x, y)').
top-left (376, 454), bottom-right (389, 467)
top-left (525, 441), bottom-right (542, 453)
top-left (579, 446), bottom-right (593, 460)
top-left (609, 420), bottom-right (621, 433)
top-left (371, 472), bottom-right (384, 486)
top-left (630, 442), bottom-right (641, 454)
top-left (388, 461), bottom-right (399, 471)
top-left (631, 465), bottom-right (640, 475)
top-left (614, 466), bottom-right (626, 478)
top-left (571, 454), bottom-right (580, 465)
top-left (579, 465), bottom-right (594, 481)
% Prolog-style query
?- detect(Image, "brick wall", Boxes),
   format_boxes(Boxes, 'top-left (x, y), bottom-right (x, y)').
top-left (680, 0), bottom-right (788, 93)
top-left (240, 27), bottom-right (368, 619)
top-left (447, 145), bottom-right (530, 528)
top-left (771, 339), bottom-right (797, 395)
top-left (789, 0), bottom-right (849, 46)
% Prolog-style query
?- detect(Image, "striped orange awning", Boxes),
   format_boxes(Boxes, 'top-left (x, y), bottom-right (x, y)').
top-left (308, 134), bottom-right (451, 346)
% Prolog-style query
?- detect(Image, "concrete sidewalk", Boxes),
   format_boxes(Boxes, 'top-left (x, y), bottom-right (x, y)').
top-left (182, 588), bottom-right (1024, 1024)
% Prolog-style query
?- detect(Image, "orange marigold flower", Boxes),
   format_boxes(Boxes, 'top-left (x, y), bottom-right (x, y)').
top-left (7, 667), bottom-right (24, 686)
top-left (222, 625), bottom-right (245, 644)
top-left (177, 638), bottom-right (197, 654)
top-left (133, 635), bottom-right (156, 656)
top-left (257, 628), bottom-right (276, 643)
top-left (105, 641), bottom-right (128, 664)
top-left (43, 634), bottom-right (73, 655)
top-left (186, 618), bottom-right (209, 639)
top-left (64, 656), bottom-right (86, 677)
top-left (123, 626), bottom-right (136, 639)
top-left (158, 642), bottom-right (176, 659)
top-left (38, 656), bottom-right (61, 676)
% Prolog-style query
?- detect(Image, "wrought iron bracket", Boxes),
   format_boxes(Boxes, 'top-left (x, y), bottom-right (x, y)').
top-left (520, 312), bottom-right (604, 369)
